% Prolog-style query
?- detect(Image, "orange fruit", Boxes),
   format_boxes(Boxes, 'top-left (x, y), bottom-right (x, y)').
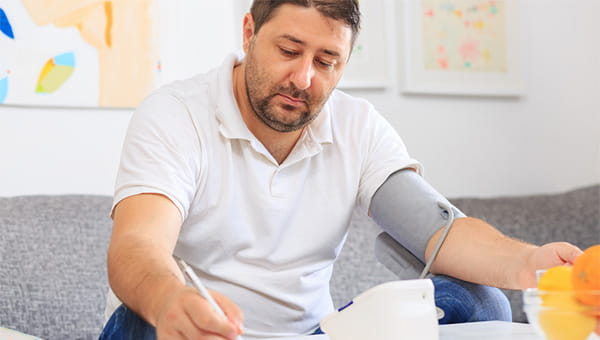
top-left (538, 266), bottom-right (573, 291)
top-left (572, 244), bottom-right (600, 306)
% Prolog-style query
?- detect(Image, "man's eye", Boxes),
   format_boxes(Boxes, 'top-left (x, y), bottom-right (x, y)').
top-left (317, 59), bottom-right (334, 68)
top-left (280, 48), bottom-right (298, 56)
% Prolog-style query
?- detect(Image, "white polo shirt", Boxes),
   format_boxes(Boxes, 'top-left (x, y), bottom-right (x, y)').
top-left (107, 52), bottom-right (422, 338)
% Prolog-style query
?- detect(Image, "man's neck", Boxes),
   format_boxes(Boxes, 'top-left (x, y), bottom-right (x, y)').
top-left (232, 62), bottom-right (303, 165)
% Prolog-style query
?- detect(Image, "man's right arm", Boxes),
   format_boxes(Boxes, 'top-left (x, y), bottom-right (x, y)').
top-left (107, 193), bottom-right (243, 339)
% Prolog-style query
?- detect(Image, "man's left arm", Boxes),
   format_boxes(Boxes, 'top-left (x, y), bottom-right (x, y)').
top-left (425, 217), bottom-right (582, 289)
top-left (370, 169), bottom-right (583, 290)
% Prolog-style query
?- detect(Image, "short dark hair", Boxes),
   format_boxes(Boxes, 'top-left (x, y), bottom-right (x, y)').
top-left (250, 0), bottom-right (361, 47)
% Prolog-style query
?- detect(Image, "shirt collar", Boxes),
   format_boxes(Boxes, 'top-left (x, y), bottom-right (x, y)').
top-left (215, 51), bottom-right (254, 142)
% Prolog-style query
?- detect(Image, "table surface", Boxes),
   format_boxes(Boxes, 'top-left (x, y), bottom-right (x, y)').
top-left (263, 321), bottom-right (542, 340)
top-left (438, 321), bottom-right (538, 340)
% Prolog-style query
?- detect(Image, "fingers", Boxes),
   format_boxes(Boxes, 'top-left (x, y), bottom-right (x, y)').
top-left (157, 310), bottom-right (226, 340)
top-left (185, 292), bottom-right (241, 339)
top-left (556, 242), bottom-right (583, 264)
top-left (520, 242), bottom-right (584, 288)
top-left (541, 242), bottom-right (583, 265)
top-left (212, 290), bottom-right (245, 334)
top-left (156, 287), bottom-right (242, 340)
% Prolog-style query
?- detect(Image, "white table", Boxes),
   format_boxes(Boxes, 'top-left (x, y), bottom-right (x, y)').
top-left (264, 321), bottom-right (541, 340)
top-left (438, 321), bottom-right (539, 340)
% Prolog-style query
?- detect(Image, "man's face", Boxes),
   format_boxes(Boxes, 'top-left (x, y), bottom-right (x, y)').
top-left (243, 4), bottom-right (352, 132)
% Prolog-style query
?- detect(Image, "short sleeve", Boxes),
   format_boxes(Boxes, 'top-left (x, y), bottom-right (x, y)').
top-left (112, 92), bottom-right (202, 220)
top-left (356, 106), bottom-right (422, 213)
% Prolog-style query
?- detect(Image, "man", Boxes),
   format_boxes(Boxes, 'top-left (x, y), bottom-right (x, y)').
top-left (100, 1), bottom-right (582, 339)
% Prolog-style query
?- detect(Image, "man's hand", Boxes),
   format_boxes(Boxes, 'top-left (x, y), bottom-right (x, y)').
top-left (518, 242), bottom-right (583, 289)
top-left (155, 286), bottom-right (244, 340)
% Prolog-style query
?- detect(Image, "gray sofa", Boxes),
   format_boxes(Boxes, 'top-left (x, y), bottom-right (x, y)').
top-left (1, 185), bottom-right (598, 339)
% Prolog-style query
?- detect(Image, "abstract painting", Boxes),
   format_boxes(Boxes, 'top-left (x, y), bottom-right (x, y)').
top-left (0, 0), bottom-right (159, 108)
top-left (422, 0), bottom-right (507, 72)
top-left (402, 0), bottom-right (522, 96)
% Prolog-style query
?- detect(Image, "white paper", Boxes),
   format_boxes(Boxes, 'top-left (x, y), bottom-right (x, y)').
top-left (0, 327), bottom-right (43, 340)
top-left (262, 335), bottom-right (329, 340)
top-left (261, 322), bottom-right (539, 340)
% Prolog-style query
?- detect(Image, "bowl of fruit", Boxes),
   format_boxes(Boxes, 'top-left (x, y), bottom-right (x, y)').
top-left (523, 245), bottom-right (600, 340)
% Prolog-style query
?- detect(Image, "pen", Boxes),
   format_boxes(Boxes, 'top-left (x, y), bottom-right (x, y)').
top-left (177, 259), bottom-right (244, 340)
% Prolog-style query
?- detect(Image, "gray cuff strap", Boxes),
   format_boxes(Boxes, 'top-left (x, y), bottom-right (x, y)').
top-left (370, 169), bottom-right (466, 264)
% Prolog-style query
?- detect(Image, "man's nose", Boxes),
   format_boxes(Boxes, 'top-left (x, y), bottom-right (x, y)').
top-left (290, 57), bottom-right (314, 90)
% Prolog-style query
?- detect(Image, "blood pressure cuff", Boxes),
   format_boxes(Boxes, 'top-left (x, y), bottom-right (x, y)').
top-left (369, 169), bottom-right (466, 264)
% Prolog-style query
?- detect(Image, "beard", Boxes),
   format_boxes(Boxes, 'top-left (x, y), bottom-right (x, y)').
top-left (244, 50), bottom-right (328, 133)
top-left (247, 84), bottom-right (316, 132)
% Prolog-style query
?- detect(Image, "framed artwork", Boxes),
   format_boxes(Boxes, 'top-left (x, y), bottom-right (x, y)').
top-left (0, 1), bottom-right (239, 108)
top-left (401, 0), bottom-right (523, 96)
top-left (0, 0), bottom-right (161, 108)
top-left (338, 0), bottom-right (390, 89)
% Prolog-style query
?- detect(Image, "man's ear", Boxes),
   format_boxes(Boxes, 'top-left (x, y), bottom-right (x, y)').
top-left (242, 13), bottom-right (255, 53)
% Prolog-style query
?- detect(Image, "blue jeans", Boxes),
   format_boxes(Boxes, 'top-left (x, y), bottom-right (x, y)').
top-left (98, 275), bottom-right (511, 339)
top-left (431, 275), bottom-right (511, 324)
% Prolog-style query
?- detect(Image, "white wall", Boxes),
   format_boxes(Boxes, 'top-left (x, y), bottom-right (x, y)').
top-left (0, 106), bottom-right (131, 196)
top-left (1, 0), bottom-right (598, 197)
top-left (368, 0), bottom-right (600, 197)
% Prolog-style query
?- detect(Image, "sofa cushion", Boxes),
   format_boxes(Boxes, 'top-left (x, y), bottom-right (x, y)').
top-left (1, 185), bottom-right (597, 338)
top-left (0, 195), bottom-right (113, 339)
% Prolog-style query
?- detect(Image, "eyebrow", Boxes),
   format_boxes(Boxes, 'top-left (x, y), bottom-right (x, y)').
top-left (279, 34), bottom-right (341, 58)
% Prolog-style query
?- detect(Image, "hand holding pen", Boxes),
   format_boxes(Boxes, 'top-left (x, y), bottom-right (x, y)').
top-left (177, 259), bottom-right (245, 340)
